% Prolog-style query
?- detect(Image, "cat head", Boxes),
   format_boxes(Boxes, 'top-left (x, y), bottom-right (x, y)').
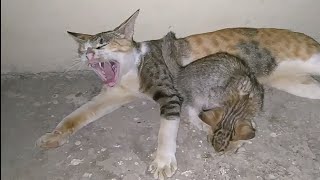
top-left (199, 94), bottom-right (256, 152)
top-left (67, 10), bottom-right (141, 87)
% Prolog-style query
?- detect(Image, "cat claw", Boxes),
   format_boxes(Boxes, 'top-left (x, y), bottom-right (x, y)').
top-left (149, 153), bottom-right (177, 180)
top-left (36, 130), bottom-right (68, 149)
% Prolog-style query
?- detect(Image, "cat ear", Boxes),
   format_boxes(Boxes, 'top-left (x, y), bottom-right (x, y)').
top-left (233, 122), bottom-right (256, 140)
top-left (114, 9), bottom-right (140, 40)
top-left (199, 107), bottom-right (224, 128)
top-left (67, 31), bottom-right (92, 43)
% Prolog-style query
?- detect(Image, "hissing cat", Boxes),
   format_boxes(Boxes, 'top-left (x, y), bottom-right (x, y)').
top-left (37, 10), bottom-right (320, 180)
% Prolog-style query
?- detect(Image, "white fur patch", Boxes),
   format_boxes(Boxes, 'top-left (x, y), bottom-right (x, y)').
top-left (150, 118), bottom-right (179, 179)
top-left (185, 106), bottom-right (211, 131)
top-left (134, 42), bottom-right (149, 66)
top-left (267, 53), bottom-right (320, 99)
top-left (284, 53), bottom-right (319, 74)
top-left (180, 57), bottom-right (193, 66)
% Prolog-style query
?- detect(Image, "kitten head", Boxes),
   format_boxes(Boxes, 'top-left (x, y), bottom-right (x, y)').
top-left (199, 93), bottom-right (256, 152)
top-left (211, 127), bottom-right (233, 152)
top-left (67, 10), bottom-right (140, 87)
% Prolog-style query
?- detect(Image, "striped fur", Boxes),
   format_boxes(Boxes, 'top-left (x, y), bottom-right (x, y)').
top-left (162, 32), bottom-right (263, 152)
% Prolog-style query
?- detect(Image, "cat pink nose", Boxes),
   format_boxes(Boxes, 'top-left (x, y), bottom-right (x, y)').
top-left (86, 48), bottom-right (95, 61)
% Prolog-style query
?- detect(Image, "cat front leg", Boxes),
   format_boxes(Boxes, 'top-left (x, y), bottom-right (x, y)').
top-left (36, 86), bottom-right (136, 149)
top-left (149, 118), bottom-right (180, 180)
top-left (148, 91), bottom-right (182, 179)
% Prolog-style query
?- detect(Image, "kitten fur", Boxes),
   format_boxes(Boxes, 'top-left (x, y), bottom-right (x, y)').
top-left (36, 10), bottom-right (320, 180)
top-left (162, 32), bottom-right (263, 152)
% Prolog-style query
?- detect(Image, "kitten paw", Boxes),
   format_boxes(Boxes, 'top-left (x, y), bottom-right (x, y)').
top-left (149, 153), bottom-right (177, 180)
top-left (36, 130), bottom-right (68, 149)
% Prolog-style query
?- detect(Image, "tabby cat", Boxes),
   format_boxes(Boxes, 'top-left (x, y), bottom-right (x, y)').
top-left (162, 32), bottom-right (263, 152)
top-left (37, 10), bottom-right (320, 180)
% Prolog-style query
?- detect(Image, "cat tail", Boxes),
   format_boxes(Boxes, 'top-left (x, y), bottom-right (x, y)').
top-left (162, 31), bottom-right (181, 77)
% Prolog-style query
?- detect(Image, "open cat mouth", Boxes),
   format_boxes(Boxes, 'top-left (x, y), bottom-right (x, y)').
top-left (89, 60), bottom-right (120, 87)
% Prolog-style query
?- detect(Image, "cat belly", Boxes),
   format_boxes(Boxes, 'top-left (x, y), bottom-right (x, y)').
top-left (262, 53), bottom-right (320, 99)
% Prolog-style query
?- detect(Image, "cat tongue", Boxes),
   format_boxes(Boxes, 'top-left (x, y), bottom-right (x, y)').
top-left (103, 63), bottom-right (116, 86)
top-left (103, 63), bottom-right (115, 83)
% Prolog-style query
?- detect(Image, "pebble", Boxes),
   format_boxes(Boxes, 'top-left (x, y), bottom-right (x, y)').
top-left (82, 172), bottom-right (92, 178)
top-left (70, 159), bottom-right (83, 165)
top-left (181, 170), bottom-right (193, 177)
top-left (270, 132), bottom-right (277, 137)
top-left (75, 141), bottom-right (81, 146)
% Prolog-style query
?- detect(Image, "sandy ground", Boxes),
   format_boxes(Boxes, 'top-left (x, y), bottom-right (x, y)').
top-left (1, 71), bottom-right (320, 180)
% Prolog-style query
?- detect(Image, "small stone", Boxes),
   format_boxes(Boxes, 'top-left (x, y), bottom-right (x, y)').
top-left (128, 106), bottom-right (134, 109)
top-left (82, 172), bottom-right (92, 178)
top-left (70, 159), bottom-right (83, 165)
top-left (113, 144), bottom-right (121, 148)
top-left (118, 161), bottom-right (124, 165)
top-left (134, 162), bottom-right (139, 165)
top-left (133, 117), bottom-right (140, 121)
top-left (75, 141), bottom-right (81, 146)
top-left (52, 100), bottom-right (59, 104)
top-left (52, 94), bottom-right (59, 98)
top-left (142, 101), bottom-right (147, 105)
top-left (270, 132), bottom-right (277, 137)
top-left (181, 170), bottom-right (193, 177)
top-left (101, 148), bottom-right (106, 152)
top-left (201, 153), bottom-right (212, 159)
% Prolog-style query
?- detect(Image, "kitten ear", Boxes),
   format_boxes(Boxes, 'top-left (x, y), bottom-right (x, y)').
top-left (114, 9), bottom-right (140, 40)
top-left (233, 122), bottom-right (256, 140)
top-left (67, 31), bottom-right (92, 43)
top-left (199, 107), bottom-right (224, 128)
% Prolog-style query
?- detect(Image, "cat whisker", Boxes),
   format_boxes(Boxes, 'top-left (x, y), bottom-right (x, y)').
top-left (64, 61), bottom-right (84, 73)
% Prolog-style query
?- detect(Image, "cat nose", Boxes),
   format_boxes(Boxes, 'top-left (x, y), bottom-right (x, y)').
top-left (86, 47), bottom-right (95, 61)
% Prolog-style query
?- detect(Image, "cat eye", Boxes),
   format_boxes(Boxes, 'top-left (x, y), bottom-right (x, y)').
top-left (96, 44), bottom-right (108, 49)
top-left (99, 38), bottom-right (104, 44)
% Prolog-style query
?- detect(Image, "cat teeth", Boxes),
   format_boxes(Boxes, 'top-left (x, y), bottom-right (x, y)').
top-left (99, 62), bottom-right (102, 68)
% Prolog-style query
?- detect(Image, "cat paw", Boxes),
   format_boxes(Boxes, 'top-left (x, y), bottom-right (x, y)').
top-left (149, 153), bottom-right (177, 180)
top-left (36, 130), bottom-right (68, 149)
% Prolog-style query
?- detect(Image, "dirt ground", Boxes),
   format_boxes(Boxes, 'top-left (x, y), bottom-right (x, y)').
top-left (1, 72), bottom-right (320, 180)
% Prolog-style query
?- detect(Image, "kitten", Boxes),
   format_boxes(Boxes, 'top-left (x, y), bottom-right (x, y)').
top-left (162, 32), bottom-right (263, 152)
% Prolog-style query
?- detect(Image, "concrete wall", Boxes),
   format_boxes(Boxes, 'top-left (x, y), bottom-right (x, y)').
top-left (1, 0), bottom-right (320, 73)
